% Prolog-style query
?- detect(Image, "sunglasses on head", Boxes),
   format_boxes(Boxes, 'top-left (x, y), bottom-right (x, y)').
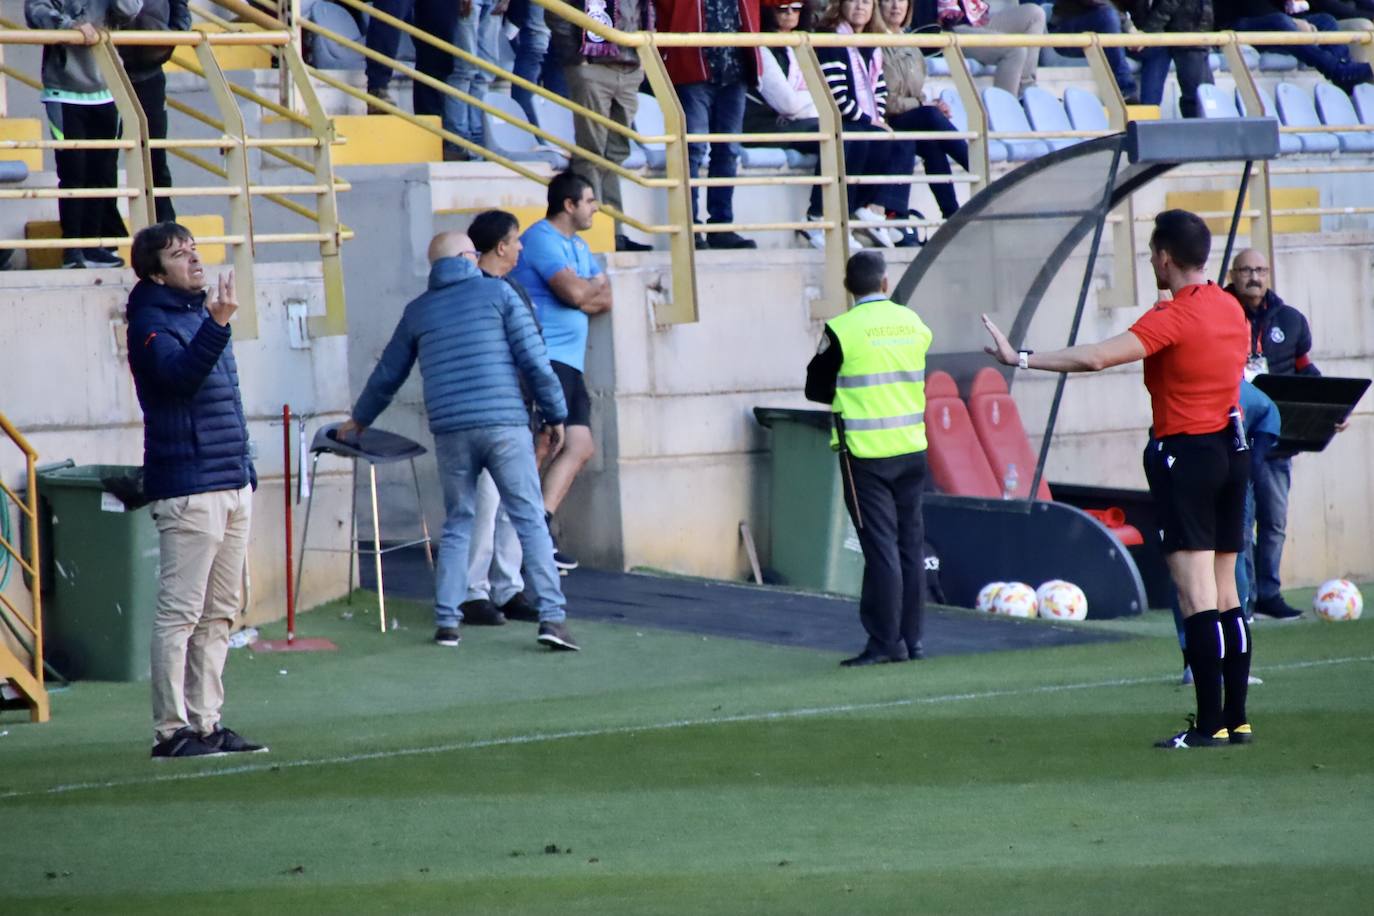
top-left (778, 2), bottom-right (804, 10)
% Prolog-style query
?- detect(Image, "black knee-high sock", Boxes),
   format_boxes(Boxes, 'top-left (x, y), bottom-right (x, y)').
top-left (1183, 610), bottom-right (1224, 735)
top-left (1220, 607), bottom-right (1252, 729)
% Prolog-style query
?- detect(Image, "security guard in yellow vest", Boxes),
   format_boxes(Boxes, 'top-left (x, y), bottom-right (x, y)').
top-left (806, 251), bottom-right (934, 667)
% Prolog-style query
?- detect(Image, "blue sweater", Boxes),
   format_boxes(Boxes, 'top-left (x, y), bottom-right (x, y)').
top-left (352, 256), bottom-right (568, 432)
top-left (126, 280), bottom-right (256, 501)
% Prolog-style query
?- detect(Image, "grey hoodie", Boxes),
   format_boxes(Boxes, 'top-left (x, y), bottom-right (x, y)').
top-left (25, 0), bottom-right (145, 99)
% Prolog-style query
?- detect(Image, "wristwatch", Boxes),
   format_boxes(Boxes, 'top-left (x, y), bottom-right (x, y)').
top-left (1017, 349), bottom-right (1033, 370)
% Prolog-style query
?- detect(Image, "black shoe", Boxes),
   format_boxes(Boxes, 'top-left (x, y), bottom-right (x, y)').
top-left (1154, 716), bottom-right (1228, 749)
top-left (82, 247), bottom-right (124, 268)
top-left (1254, 595), bottom-right (1303, 620)
top-left (839, 651), bottom-right (900, 668)
top-left (706, 231), bottom-right (757, 250)
top-left (906, 641), bottom-right (925, 661)
top-left (615, 234), bottom-right (652, 252)
top-left (694, 233), bottom-right (707, 250)
top-left (434, 626), bottom-right (461, 647)
top-left (62, 249), bottom-right (87, 269)
top-left (460, 598), bottom-right (507, 626)
top-left (1228, 723), bottom-right (1253, 745)
top-left (498, 593), bottom-right (540, 623)
top-left (151, 726), bottom-right (226, 759)
top-left (548, 530), bottom-right (579, 571)
top-left (537, 621), bottom-right (581, 651)
top-left (206, 725), bottom-right (268, 754)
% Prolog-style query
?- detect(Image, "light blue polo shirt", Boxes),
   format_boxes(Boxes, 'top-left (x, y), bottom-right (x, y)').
top-left (510, 219), bottom-right (603, 373)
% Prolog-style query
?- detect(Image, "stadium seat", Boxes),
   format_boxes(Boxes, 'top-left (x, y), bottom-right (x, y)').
top-left (482, 92), bottom-right (569, 167)
top-left (533, 95), bottom-right (576, 150)
top-left (740, 147), bottom-right (789, 168)
top-left (1218, 45), bottom-right (1261, 71)
top-left (1021, 87), bottom-right (1077, 151)
top-left (1063, 87), bottom-right (1109, 133)
top-left (634, 93), bottom-right (667, 171)
top-left (785, 148), bottom-right (819, 170)
top-left (1274, 82), bottom-right (1340, 153)
top-left (0, 160), bottom-right (27, 183)
top-left (1258, 52), bottom-right (1300, 71)
top-left (1313, 82), bottom-right (1374, 153)
top-left (966, 367), bottom-right (1053, 500)
top-left (982, 87), bottom-right (1052, 160)
top-left (1235, 86), bottom-right (1303, 154)
top-left (1196, 83), bottom-right (1240, 119)
top-left (1355, 83), bottom-right (1374, 124)
top-left (924, 370), bottom-right (1002, 498)
top-left (940, 88), bottom-right (1009, 162)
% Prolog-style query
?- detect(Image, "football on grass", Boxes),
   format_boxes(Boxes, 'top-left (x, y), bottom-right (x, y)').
top-left (1039, 582), bottom-right (1088, 621)
top-left (1313, 579), bottom-right (1363, 622)
top-left (976, 582), bottom-right (1005, 613)
top-left (992, 582), bottom-right (1038, 618)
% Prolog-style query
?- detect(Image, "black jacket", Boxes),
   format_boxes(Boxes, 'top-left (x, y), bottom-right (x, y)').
top-left (118, 0), bottom-right (191, 82)
top-left (125, 280), bottom-right (256, 501)
top-left (1225, 286), bottom-right (1321, 376)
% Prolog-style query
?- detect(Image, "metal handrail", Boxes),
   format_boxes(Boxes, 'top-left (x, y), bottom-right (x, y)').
top-left (0, 411), bottom-right (46, 723)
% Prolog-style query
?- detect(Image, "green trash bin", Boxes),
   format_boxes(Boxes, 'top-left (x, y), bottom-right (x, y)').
top-left (37, 464), bottom-right (158, 681)
top-left (753, 407), bottom-right (864, 597)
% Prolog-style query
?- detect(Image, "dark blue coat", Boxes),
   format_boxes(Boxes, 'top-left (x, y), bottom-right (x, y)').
top-left (126, 280), bottom-right (256, 501)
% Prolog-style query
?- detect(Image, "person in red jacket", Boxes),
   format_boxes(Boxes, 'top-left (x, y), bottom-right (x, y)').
top-left (656, 0), bottom-right (763, 249)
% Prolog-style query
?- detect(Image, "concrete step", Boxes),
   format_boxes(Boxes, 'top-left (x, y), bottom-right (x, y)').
top-left (22, 214), bottom-right (226, 270)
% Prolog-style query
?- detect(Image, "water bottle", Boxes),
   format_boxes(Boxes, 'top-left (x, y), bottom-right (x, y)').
top-left (1002, 463), bottom-right (1019, 500)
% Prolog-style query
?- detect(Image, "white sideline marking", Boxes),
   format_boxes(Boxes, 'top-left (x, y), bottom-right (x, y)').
top-left (3, 654), bottom-right (1370, 802)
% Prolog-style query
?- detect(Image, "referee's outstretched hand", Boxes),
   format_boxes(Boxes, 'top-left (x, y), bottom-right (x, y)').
top-left (981, 314), bottom-right (1016, 366)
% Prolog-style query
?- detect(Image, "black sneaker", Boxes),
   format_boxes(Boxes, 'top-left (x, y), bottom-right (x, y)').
top-left (706, 231), bottom-right (757, 250)
top-left (82, 247), bottom-right (124, 268)
top-left (615, 234), bottom-right (652, 252)
top-left (434, 626), bottom-right (461, 647)
top-left (62, 249), bottom-right (87, 269)
top-left (537, 621), bottom-right (580, 651)
top-left (151, 726), bottom-right (226, 759)
top-left (1254, 595), bottom-right (1303, 620)
top-left (498, 593), bottom-right (540, 622)
top-left (460, 598), bottom-right (507, 626)
top-left (1228, 723), bottom-right (1253, 745)
top-left (207, 725), bottom-right (268, 754)
top-left (1154, 716), bottom-right (1228, 749)
top-left (548, 530), bottom-right (579, 571)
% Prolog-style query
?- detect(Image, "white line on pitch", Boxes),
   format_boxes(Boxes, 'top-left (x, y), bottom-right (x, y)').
top-left (3, 654), bottom-right (1370, 802)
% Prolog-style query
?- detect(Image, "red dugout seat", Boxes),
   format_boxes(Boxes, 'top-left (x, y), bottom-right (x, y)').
top-left (924, 370), bottom-right (1001, 498)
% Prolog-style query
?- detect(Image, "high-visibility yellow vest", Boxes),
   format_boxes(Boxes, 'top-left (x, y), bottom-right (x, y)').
top-left (827, 297), bottom-right (932, 459)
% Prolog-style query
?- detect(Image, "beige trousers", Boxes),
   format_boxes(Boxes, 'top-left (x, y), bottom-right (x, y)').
top-left (563, 60), bottom-right (641, 229)
top-left (956, 4), bottom-right (1047, 95)
top-left (149, 485), bottom-right (252, 741)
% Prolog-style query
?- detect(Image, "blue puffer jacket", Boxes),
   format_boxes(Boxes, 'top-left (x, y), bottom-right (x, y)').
top-left (126, 280), bottom-right (256, 500)
top-left (352, 256), bottom-right (567, 432)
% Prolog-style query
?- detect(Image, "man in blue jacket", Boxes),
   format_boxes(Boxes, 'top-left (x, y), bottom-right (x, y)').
top-left (126, 222), bottom-right (265, 759)
top-left (340, 231), bottom-right (579, 651)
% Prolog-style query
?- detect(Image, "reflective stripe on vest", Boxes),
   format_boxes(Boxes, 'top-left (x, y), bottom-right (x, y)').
top-left (827, 298), bottom-right (932, 459)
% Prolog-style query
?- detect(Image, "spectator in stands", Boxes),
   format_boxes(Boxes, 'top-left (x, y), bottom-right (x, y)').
top-left (1216, 0), bottom-right (1373, 92)
top-left (548, 0), bottom-right (656, 252)
top-left (125, 222), bottom-right (265, 758)
top-left (26, 0), bottom-right (141, 269)
top-left (413, 0), bottom-right (503, 159)
top-left (118, 0), bottom-right (189, 224)
top-left (413, 0), bottom-right (457, 139)
top-left (877, 0), bottom-right (969, 230)
top-left (507, 0), bottom-right (552, 122)
top-left (510, 172), bottom-right (612, 571)
top-left (932, 0), bottom-right (1046, 95)
top-left (342, 230), bottom-right (580, 651)
top-left (657, 0), bottom-right (762, 249)
top-left (1048, 0), bottom-right (1140, 103)
top-left (1127, 0), bottom-right (1215, 118)
top-left (1224, 248), bottom-right (1339, 620)
top-left (461, 211), bottom-right (546, 627)
top-left (1299, 0), bottom-right (1374, 67)
top-left (364, 0), bottom-right (415, 110)
top-left (818, 0), bottom-right (901, 247)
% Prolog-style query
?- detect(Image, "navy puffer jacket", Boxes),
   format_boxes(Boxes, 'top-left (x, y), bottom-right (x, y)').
top-left (126, 280), bottom-right (256, 500)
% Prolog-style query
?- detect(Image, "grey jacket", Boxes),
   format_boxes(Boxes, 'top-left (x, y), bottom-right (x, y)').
top-left (25, 0), bottom-right (145, 97)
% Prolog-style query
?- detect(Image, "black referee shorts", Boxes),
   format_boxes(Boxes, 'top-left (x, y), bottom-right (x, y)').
top-left (551, 360), bottom-right (592, 428)
top-left (1142, 430), bottom-right (1249, 555)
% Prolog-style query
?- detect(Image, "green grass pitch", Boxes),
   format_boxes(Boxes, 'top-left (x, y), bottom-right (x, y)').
top-left (2, 585), bottom-right (1372, 915)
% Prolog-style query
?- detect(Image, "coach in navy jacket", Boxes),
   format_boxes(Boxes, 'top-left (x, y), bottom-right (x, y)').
top-left (125, 221), bottom-right (265, 760)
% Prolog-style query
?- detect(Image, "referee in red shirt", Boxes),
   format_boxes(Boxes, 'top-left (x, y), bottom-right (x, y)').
top-left (982, 210), bottom-right (1252, 749)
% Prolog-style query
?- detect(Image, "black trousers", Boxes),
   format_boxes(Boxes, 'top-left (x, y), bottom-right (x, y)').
top-left (133, 71), bottom-right (176, 224)
top-left (46, 100), bottom-right (127, 248)
top-left (840, 449), bottom-right (928, 660)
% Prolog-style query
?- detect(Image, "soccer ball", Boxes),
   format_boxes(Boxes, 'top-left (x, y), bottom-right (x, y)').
top-left (976, 582), bottom-right (1005, 613)
top-left (1039, 582), bottom-right (1089, 621)
top-left (1313, 579), bottom-right (1363, 622)
top-left (1035, 580), bottom-right (1069, 608)
top-left (993, 582), bottom-right (1038, 618)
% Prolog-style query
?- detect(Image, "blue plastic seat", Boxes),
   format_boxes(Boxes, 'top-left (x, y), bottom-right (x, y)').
top-left (1020, 86), bottom-right (1077, 151)
top-left (1274, 81), bottom-right (1340, 153)
top-left (1235, 86), bottom-right (1303, 155)
top-left (1196, 83), bottom-right (1241, 119)
top-left (634, 92), bottom-right (667, 171)
top-left (0, 160), bottom-right (29, 183)
top-left (482, 92), bottom-right (570, 167)
top-left (739, 146), bottom-right (788, 168)
top-left (1313, 82), bottom-right (1374, 152)
top-left (981, 86), bottom-right (1052, 160)
top-left (940, 88), bottom-right (1008, 162)
top-left (786, 149), bottom-right (819, 170)
top-left (1355, 83), bottom-right (1374, 124)
top-left (1063, 87), bottom-right (1109, 133)
top-left (1258, 52), bottom-right (1300, 71)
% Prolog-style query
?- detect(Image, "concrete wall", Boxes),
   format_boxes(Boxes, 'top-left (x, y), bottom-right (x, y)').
top-left (0, 263), bottom-right (355, 669)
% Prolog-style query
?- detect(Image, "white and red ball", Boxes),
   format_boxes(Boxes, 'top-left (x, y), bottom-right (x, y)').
top-left (1039, 582), bottom-right (1089, 621)
top-left (1035, 580), bottom-right (1069, 608)
top-left (1313, 579), bottom-right (1363, 622)
top-left (976, 582), bottom-right (1005, 614)
top-left (992, 582), bottom-right (1038, 618)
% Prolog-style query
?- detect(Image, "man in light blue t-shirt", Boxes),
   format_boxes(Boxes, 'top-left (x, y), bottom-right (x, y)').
top-left (510, 171), bottom-right (614, 570)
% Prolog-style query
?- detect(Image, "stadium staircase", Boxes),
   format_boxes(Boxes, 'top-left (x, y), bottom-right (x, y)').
top-left (0, 411), bottom-right (48, 723)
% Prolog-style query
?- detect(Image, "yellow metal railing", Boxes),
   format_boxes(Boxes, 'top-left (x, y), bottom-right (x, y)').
top-left (0, 412), bottom-right (48, 724)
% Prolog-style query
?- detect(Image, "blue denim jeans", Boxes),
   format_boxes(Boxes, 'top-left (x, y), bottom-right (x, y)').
top-left (1232, 13), bottom-right (1352, 82)
top-left (365, 0), bottom-right (417, 92)
top-left (432, 425), bottom-right (565, 627)
top-left (508, 0), bottom-right (551, 123)
top-left (1049, 7), bottom-right (1137, 97)
top-left (677, 80), bottom-right (747, 224)
top-left (1251, 455), bottom-right (1291, 602)
top-left (466, 469), bottom-right (524, 606)
top-left (1138, 46), bottom-right (1213, 118)
top-left (444, 0), bottom-right (503, 145)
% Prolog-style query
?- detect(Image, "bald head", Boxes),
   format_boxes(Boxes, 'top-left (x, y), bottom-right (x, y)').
top-left (1229, 247), bottom-right (1270, 309)
top-left (428, 231), bottom-right (477, 264)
